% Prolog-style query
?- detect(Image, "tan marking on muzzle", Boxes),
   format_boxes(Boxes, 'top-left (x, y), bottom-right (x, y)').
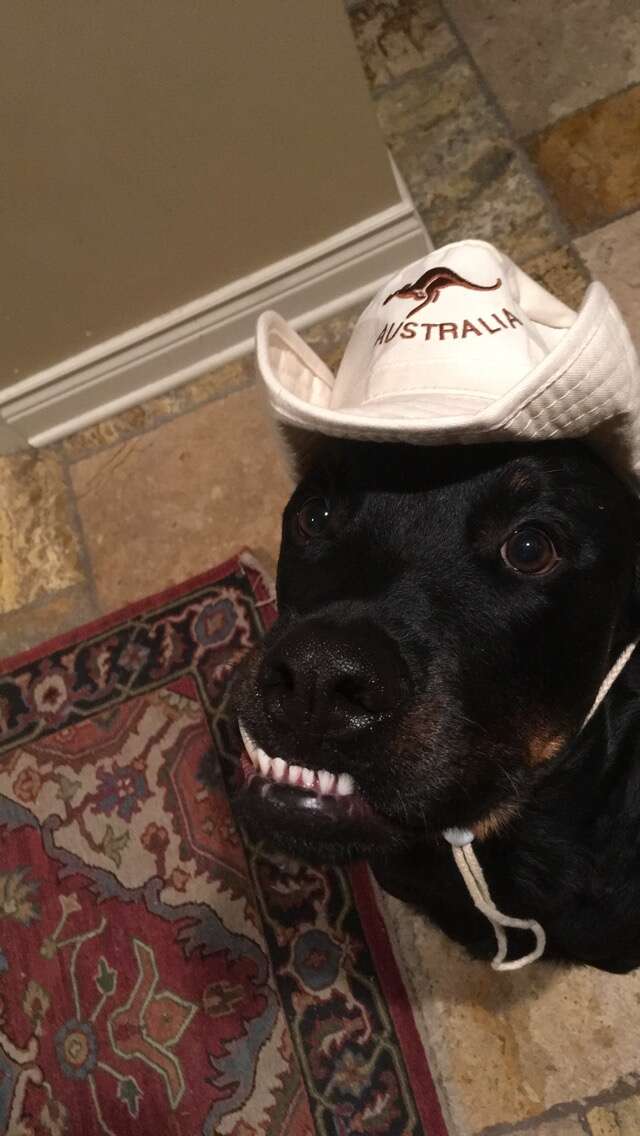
top-left (472, 802), bottom-right (519, 841)
top-left (528, 732), bottom-right (566, 765)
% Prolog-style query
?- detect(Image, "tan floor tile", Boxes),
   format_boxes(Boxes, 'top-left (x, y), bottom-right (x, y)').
top-left (588, 1096), bottom-right (640, 1136)
top-left (522, 246), bottom-right (591, 311)
top-left (576, 212), bottom-right (640, 347)
top-left (375, 59), bottom-right (560, 261)
top-left (0, 450), bottom-right (84, 616)
top-left (71, 387), bottom-right (292, 612)
top-left (444, 0), bottom-right (640, 137)
top-left (62, 356), bottom-right (255, 462)
top-left (588, 1108), bottom-right (617, 1136)
top-left (527, 87), bottom-right (640, 233)
top-left (0, 585), bottom-right (97, 662)
top-left (380, 890), bottom-right (640, 1133)
top-left (349, 0), bottom-right (457, 90)
top-left (533, 1121), bottom-right (587, 1136)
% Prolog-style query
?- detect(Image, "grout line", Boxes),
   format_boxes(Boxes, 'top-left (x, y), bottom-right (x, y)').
top-left (475, 1108), bottom-right (575, 1135)
top-left (64, 368), bottom-right (256, 466)
top-left (475, 1072), bottom-right (640, 1136)
top-left (58, 443), bottom-right (102, 617)
top-left (568, 242), bottom-right (594, 285)
top-left (368, 46), bottom-right (464, 98)
top-left (518, 78), bottom-right (640, 146)
top-left (475, 1101), bottom-right (584, 1136)
top-left (571, 201), bottom-right (640, 242)
top-left (0, 581), bottom-right (82, 623)
top-left (531, 239), bottom-right (593, 293)
top-left (438, 5), bottom-right (640, 256)
top-left (436, 0), bottom-right (573, 251)
top-left (584, 1072), bottom-right (640, 1113)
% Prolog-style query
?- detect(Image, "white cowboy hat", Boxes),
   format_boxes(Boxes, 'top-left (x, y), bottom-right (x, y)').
top-left (256, 239), bottom-right (640, 482)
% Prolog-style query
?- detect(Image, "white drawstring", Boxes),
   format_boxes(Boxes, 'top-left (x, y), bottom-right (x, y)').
top-left (444, 827), bottom-right (546, 971)
top-left (581, 638), bottom-right (639, 728)
top-left (444, 637), bottom-right (640, 971)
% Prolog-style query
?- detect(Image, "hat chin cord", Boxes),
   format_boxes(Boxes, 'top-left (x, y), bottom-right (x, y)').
top-left (443, 638), bottom-right (640, 971)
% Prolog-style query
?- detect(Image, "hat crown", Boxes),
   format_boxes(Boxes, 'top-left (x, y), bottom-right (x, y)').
top-left (331, 240), bottom-right (575, 419)
top-left (255, 238), bottom-right (640, 486)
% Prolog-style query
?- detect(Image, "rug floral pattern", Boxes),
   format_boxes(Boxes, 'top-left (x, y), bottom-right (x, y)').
top-left (0, 553), bottom-right (445, 1135)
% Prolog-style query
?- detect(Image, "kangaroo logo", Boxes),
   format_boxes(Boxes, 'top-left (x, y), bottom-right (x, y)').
top-left (384, 266), bottom-right (502, 317)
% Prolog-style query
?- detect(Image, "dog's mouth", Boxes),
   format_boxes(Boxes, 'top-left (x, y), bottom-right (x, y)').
top-left (236, 722), bottom-right (378, 825)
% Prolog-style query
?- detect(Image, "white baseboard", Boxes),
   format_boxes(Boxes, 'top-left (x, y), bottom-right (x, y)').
top-left (0, 166), bottom-right (429, 452)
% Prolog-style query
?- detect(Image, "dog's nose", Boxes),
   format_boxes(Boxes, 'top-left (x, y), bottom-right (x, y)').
top-left (261, 621), bottom-right (407, 738)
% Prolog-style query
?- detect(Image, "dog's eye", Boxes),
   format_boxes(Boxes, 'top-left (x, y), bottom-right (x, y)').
top-left (501, 528), bottom-right (559, 576)
top-left (296, 497), bottom-right (331, 539)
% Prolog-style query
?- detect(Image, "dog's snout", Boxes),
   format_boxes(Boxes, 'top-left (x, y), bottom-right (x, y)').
top-left (261, 621), bottom-right (407, 739)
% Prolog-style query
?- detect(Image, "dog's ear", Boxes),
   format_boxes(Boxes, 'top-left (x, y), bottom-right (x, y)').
top-left (277, 424), bottom-right (331, 483)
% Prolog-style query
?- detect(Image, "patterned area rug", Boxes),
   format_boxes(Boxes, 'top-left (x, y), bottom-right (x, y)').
top-left (0, 552), bottom-right (447, 1136)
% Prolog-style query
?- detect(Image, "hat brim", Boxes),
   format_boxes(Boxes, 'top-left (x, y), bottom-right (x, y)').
top-left (257, 285), bottom-right (640, 482)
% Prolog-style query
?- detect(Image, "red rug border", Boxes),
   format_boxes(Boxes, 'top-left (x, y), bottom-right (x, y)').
top-left (1, 548), bottom-right (449, 1134)
top-left (351, 862), bottom-right (449, 1136)
top-left (0, 551), bottom-right (249, 675)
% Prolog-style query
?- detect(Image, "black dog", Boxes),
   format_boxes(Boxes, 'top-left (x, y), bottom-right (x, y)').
top-left (233, 435), bottom-right (640, 973)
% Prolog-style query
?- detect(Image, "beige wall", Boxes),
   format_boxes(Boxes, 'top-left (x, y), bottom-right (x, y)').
top-left (0, 0), bottom-right (397, 382)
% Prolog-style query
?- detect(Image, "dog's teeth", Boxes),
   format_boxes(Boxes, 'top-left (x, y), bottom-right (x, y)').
top-left (239, 728), bottom-right (355, 800)
top-left (272, 758), bottom-right (286, 781)
top-left (239, 723), bottom-right (259, 766)
top-left (258, 750), bottom-right (271, 777)
top-left (337, 773), bottom-right (355, 796)
top-left (318, 770), bottom-right (334, 794)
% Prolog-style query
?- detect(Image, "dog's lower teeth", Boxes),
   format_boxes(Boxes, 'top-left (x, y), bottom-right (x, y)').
top-left (318, 770), bottom-right (333, 794)
top-left (302, 768), bottom-right (315, 788)
top-left (337, 773), bottom-right (355, 796)
top-left (258, 751), bottom-right (271, 777)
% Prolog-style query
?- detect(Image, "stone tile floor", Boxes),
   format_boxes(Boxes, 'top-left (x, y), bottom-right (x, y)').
top-left (3, 1), bottom-right (640, 1132)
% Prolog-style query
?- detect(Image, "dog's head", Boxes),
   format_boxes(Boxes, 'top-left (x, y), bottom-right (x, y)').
top-left (233, 437), bottom-right (640, 861)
